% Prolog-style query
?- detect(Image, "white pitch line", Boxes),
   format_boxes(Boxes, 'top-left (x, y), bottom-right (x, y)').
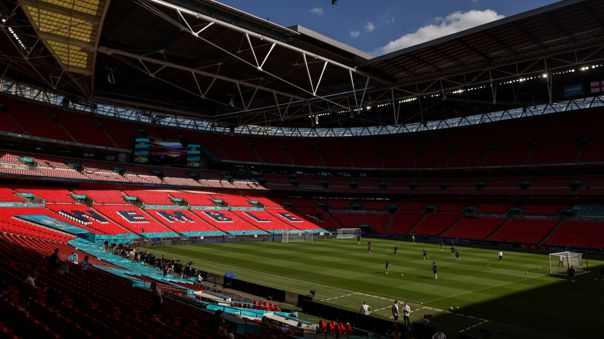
top-left (459, 320), bottom-right (489, 333)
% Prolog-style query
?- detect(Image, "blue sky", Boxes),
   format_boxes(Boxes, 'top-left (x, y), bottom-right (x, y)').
top-left (215, 0), bottom-right (559, 56)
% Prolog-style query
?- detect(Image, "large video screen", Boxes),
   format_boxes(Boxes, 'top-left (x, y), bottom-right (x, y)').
top-left (133, 138), bottom-right (200, 168)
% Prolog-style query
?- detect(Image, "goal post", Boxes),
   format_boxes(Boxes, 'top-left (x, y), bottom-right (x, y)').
top-left (281, 230), bottom-right (314, 243)
top-left (336, 228), bottom-right (361, 239)
top-left (548, 251), bottom-right (588, 276)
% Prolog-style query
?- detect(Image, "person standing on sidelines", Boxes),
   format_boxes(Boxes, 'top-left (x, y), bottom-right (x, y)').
top-left (402, 302), bottom-right (411, 326)
top-left (391, 300), bottom-right (399, 321)
top-left (432, 261), bottom-right (439, 279)
top-left (360, 302), bottom-right (372, 315)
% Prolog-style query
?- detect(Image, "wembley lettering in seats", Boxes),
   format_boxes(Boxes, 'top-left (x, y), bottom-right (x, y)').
top-left (243, 211), bottom-right (271, 222)
top-left (277, 212), bottom-right (303, 222)
top-left (157, 211), bottom-right (195, 223)
top-left (117, 210), bottom-right (150, 223)
top-left (203, 211), bottom-right (233, 222)
top-left (59, 210), bottom-right (110, 225)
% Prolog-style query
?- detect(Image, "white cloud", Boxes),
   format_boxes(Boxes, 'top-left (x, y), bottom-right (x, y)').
top-left (376, 9), bottom-right (504, 55)
top-left (364, 21), bottom-right (376, 32)
top-left (350, 30), bottom-right (361, 38)
top-left (309, 7), bottom-right (324, 16)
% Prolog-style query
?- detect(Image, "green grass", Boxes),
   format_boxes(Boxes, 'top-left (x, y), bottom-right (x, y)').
top-left (144, 238), bottom-right (604, 339)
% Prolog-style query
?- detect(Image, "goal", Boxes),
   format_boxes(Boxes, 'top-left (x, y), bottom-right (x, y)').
top-left (548, 251), bottom-right (588, 276)
top-left (281, 230), bottom-right (314, 243)
top-left (336, 228), bottom-right (361, 239)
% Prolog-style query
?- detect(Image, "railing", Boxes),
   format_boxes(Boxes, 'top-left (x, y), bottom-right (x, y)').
top-left (2, 76), bottom-right (604, 138)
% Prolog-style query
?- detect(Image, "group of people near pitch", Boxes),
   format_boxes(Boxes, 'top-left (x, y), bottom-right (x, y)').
top-left (360, 300), bottom-right (410, 325)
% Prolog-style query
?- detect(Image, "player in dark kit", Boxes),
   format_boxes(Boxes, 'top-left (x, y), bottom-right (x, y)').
top-left (393, 245), bottom-right (399, 256)
top-left (368, 241), bottom-right (372, 253)
top-left (432, 261), bottom-right (438, 279)
top-left (422, 248), bottom-right (428, 260)
top-left (385, 260), bottom-right (390, 274)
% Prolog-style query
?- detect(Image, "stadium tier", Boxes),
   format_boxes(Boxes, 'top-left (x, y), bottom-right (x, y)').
top-left (2, 94), bottom-right (604, 170)
top-left (440, 217), bottom-right (507, 240)
top-left (0, 232), bottom-right (216, 338)
top-left (489, 219), bottom-right (559, 244)
top-left (190, 209), bottom-right (266, 235)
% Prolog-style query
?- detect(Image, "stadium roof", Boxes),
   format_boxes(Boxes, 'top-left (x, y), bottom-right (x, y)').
top-left (1, 0), bottom-right (604, 130)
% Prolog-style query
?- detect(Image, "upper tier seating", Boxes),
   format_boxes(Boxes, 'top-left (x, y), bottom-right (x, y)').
top-left (3, 93), bottom-right (604, 170)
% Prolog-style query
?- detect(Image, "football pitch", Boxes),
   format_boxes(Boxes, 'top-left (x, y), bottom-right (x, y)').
top-left (144, 238), bottom-right (604, 338)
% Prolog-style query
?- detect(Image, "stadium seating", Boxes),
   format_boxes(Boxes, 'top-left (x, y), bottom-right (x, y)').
top-left (489, 219), bottom-right (558, 244)
top-left (190, 209), bottom-right (265, 234)
top-left (232, 210), bottom-right (297, 232)
top-left (412, 212), bottom-right (462, 236)
top-left (441, 217), bottom-right (507, 240)
top-left (124, 190), bottom-right (175, 206)
top-left (0, 230), bottom-right (215, 338)
top-left (92, 205), bottom-right (179, 236)
top-left (330, 211), bottom-right (389, 231)
top-left (390, 211), bottom-right (424, 234)
top-left (15, 189), bottom-right (74, 203)
top-left (545, 220), bottom-right (604, 249)
top-left (0, 188), bottom-right (20, 202)
top-left (46, 203), bottom-right (134, 236)
top-left (146, 209), bottom-right (223, 235)
top-left (71, 190), bottom-right (126, 204)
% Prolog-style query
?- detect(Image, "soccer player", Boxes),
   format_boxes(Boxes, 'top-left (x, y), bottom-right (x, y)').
top-left (440, 240), bottom-right (444, 251)
top-left (393, 245), bottom-right (399, 256)
top-left (422, 248), bottom-right (428, 260)
top-left (432, 261), bottom-right (438, 279)
top-left (391, 300), bottom-right (399, 321)
top-left (567, 265), bottom-right (576, 283)
top-left (385, 260), bottom-right (390, 274)
top-left (411, 234), bottom-right (415, 242)
top-left (357, 234), bottom-right (361, 244)
top-left (455, 250), bottom-right (461, 263)
top-left (558, 255), bottom-right (564, 267)
top-left (367, 241), bottom-right (372, 253)
top-left (402, 302), bottom-right (411, 326)
top-left (360, 301), bottom-right (372, 315)
top-left (450, 243), bottom-right (456, 256)
top-left (498, 250), bottom-right (504, 262)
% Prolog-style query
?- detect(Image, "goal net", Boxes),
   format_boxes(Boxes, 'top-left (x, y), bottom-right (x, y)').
top-left (336, 228), bottom-right (361, 239)
top-left (281, 231), bottom-right (314, 243)
top-left (548, 251), bottom-right (588, 276)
